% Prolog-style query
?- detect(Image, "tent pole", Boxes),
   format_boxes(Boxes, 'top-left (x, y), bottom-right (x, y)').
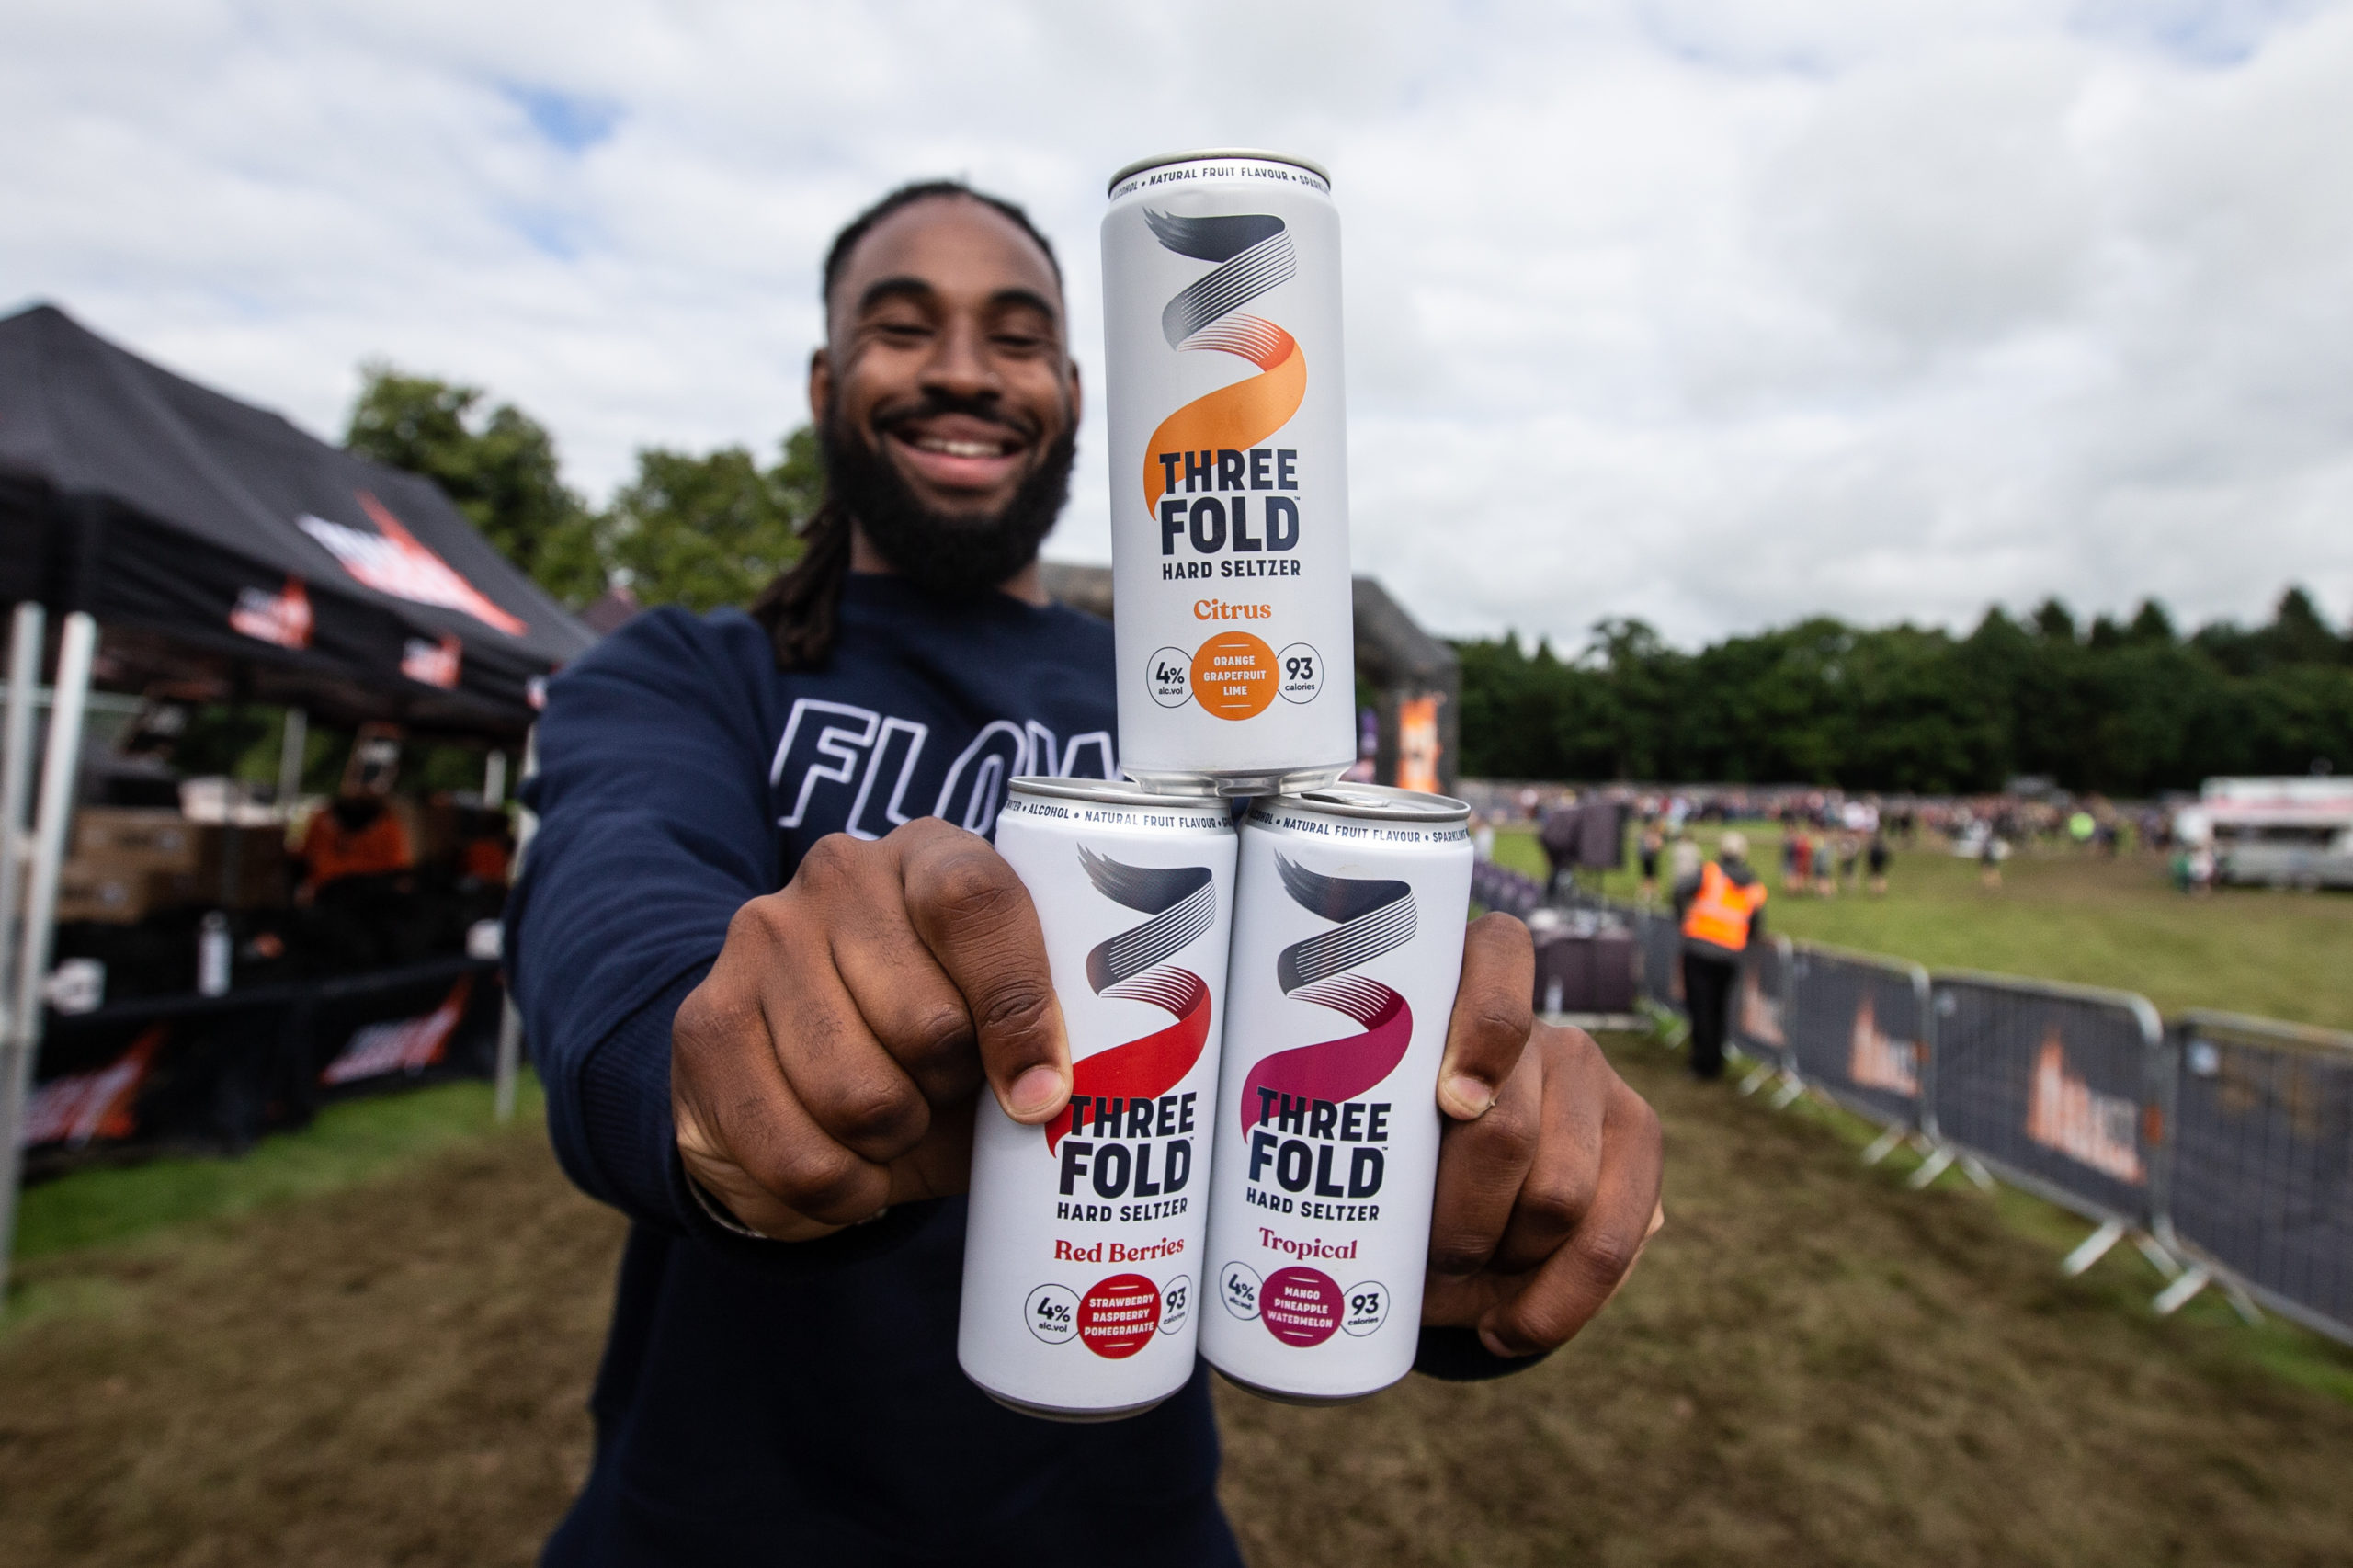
top-left (493, 725), bottom-right (538, 1123)
top-left (483, 748), bottom-right (506, 809)
top-left (278, 707), bottom-right (307, 818)
top-left (0, 604), bottom-right (47, 1051)
top-left (0, 611), bottom-right (97, 1306)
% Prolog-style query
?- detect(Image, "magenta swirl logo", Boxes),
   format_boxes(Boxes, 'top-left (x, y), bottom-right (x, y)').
top-left (1237, 856), bottom-right (1416, 1137)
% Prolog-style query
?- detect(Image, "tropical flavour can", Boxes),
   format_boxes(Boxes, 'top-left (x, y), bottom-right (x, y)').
top-left (1100, 150), bottom-right (1357, 797)
top-left (1199, 784), bottom-right (1473, 1403)
top-left (959, 778), bottom-right (1238, 1420)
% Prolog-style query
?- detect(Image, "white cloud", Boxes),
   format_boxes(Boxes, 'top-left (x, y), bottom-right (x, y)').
top-left (3, 0), bottom-right (2347, 648)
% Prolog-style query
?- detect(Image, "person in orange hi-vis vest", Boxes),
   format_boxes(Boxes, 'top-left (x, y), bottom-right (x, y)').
top-left (299, 790), bottom-right (415, 899)
top-left (1673, 830), bottom-right (1767, 1081)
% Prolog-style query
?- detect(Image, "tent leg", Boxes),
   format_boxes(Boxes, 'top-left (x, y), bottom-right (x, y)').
top-left (0, 612), bottom-right (97, 1308)
top-left (494, 995), bottom-right (523, 1123)
top-left (492, 726), bottom-right (539, 1125)
top-left (278, 707), bottom-right (307, 812)
top-left (0, 604), bottom-right (45, 1045)
top-left (483, 749), bottom-right (506, 809)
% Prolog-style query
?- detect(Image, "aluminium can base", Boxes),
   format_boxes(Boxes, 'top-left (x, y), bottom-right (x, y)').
top-left (1210, 1362), bottom-right (1404, 1408)
top-left (975, 1381), bottom-right (1174, 1425)
top-left (1124, 763), bottom-right (1351, 800)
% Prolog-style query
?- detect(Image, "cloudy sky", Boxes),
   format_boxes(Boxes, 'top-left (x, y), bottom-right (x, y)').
top-left (6, 0), bottom-right (2349, 648)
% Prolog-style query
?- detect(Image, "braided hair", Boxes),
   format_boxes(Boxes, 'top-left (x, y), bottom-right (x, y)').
top-left (749, 180), bottom-right (1063, 670)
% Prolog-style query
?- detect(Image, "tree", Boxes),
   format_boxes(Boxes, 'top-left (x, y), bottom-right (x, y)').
top-left (603, 427), bottom-right (823, 612)
top-left (344, 365), bottom-right (604, 604)
top-left (1449, 588), bottom-right (2353, 792)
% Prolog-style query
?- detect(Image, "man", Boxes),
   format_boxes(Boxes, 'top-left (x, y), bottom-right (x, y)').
top-left (512, 181), bottom-right (1665, 1566)
top-left (1537, 795), bottom-right (1582, 900)
top-left (1673, 830), bottom-right (1766, 1081)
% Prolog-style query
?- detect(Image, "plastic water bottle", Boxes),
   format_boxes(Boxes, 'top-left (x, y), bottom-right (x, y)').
top-left (198, 911), bottom-right (232, 997)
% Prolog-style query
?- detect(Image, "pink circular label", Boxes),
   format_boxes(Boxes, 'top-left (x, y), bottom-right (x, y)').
top-left (1079, 1273), bottom-right (1162, 1359)
top-left (1259, 1266), bottom-right (1342, 1347)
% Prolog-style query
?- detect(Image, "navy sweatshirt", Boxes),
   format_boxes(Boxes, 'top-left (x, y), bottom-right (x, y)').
top-left (512, 574), bottom-right (1526, 1567)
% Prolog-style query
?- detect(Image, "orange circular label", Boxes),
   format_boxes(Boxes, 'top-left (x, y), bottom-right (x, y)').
top-left (1191, 631), bottom-right (1278, 720)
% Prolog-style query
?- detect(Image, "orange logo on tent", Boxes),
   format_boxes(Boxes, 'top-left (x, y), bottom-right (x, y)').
top-left (299, 492), bottom-right (527, 636)
top-left (401, 633), bottom-right (462, 689)
top-left (230, 575), bottom-right (313, 650)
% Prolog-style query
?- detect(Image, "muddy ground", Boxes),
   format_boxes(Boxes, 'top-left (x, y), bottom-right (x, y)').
top-left (5, 1038), bottom-right (2350, 1566)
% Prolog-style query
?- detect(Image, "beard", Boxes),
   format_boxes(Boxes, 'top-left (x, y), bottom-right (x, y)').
top-left (820, 390), bottom-right (1075, 602)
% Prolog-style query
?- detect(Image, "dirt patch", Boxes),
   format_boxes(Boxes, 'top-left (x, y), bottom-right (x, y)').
top-left (4, 1040), bottom-right (2350, 1565)
top-left (0, 1131), bottom-right (620, 1567)
top-left (1216, 1041), bottom-right (2353, 1566)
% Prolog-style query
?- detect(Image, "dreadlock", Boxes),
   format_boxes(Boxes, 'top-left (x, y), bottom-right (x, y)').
top-left (749, 180), bottom-right (1063, 670)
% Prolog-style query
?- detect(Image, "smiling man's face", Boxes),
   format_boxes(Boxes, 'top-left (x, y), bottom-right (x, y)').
top-left (810, 193), bottom-right (1080, 596)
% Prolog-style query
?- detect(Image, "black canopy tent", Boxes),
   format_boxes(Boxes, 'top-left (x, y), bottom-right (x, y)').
top-left (0, 303), bottom-right (592, 1294)
top-left (0, 302), bottom-right (593, 735)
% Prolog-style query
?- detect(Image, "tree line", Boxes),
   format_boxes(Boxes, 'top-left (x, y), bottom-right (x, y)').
top-left (344, 363), bottom-right (2352, 796)
top-left (1455, 596), bottom-right (2353, 795)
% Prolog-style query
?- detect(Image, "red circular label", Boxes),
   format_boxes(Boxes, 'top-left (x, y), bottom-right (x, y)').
top-left (1259, 1266), bottom-right (1343, 1347)
top-left (1079, 1272), bottom-right (1163, 1359)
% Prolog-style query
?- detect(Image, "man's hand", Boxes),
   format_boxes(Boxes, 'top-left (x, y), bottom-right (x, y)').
top-left (1419, 914), bottom-right (1666, 1357)
top-left (671, 819), bottom-right (1072, 1241)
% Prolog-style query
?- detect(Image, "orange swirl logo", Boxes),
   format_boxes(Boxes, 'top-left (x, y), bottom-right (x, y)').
top-left (1139, 210), bottom-right (1307, 517)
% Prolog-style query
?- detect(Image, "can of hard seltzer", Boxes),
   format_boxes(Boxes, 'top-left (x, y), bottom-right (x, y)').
top-left (959, 778), bottom-right (1238, 1420)
top-left (1199, 784), bottom-right (1474, 1402)
top-left (1101, 150), bottom-right (1356, 797)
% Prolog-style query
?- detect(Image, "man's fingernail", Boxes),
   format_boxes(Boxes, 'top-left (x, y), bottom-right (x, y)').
top-left (1478, 1326), bottom-right (1520, 1358)
top-left (1443, 1074), bottom-right (1495, 1119)
top-left (1008, 1064), bottom-right (1065, 1119)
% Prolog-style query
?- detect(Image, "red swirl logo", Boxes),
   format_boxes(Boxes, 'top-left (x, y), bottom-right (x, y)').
top-left (1049, 850), bottom-right (1215, 1153)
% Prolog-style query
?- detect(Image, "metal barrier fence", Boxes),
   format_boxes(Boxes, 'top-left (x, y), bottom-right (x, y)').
top-left (2160, 1012), bottom-right (2353, 1345)
top-left (1558, 888), bottom-right (2353, 1345)
top-left (1927, 972), bottom-right (2163, 1228)
top-left (1729, 935), bottom-right (1795, 1074)
top-left (1632, 908), bottom-right (1684, 1014)
top-left (1470, 858), bottom-right (1545, 919)
top-left (1787, 943), bottom-right (1932, 1136)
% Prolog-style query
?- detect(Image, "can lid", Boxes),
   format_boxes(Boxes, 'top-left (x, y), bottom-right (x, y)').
top-left (1108, 149), bottom-right (1332, 195)
top-left (1009, 776), bottom-right (1238, 811)
top-left (1285, 783), bottom-right (1472, 823)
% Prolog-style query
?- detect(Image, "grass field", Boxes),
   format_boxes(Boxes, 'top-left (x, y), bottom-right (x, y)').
top-left (1490, 823), bottom-right (2353, 1030)
top-left (5, 1043), bottom-right (2352, 1565)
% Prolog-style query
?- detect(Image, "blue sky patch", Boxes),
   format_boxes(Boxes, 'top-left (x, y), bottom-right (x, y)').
top-left (502, 83), bottom-right (620, 152)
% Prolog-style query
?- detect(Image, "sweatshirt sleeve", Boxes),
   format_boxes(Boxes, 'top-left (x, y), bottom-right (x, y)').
top-left (507, 608), bottom-right (782, 1240)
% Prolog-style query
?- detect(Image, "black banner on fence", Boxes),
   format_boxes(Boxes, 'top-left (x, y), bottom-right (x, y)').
top-left (1636, 910), bottom-right (1684, 1013)
top-left (1788, 946), bottom-right (1929, 1132)
top-left (298, 958), bottom-right (504, 1096)
top-left (27, 989), bottom-right (309, 1163)
top-left (2165, 1015), bottom-right (2353, 1344)
top-left (1729, 937), bottom-right (1793, 1070)
top-left (1928, 974), bottom-right (2160, 1224)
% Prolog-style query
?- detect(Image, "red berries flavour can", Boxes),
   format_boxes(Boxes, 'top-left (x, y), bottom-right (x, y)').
top-left (1199, 784), bottom-right (1473, 1403)
top-left (1101, 150), bottom-right (1357, 797)
top-left (959, 778), bottom-right (1237, 1420)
